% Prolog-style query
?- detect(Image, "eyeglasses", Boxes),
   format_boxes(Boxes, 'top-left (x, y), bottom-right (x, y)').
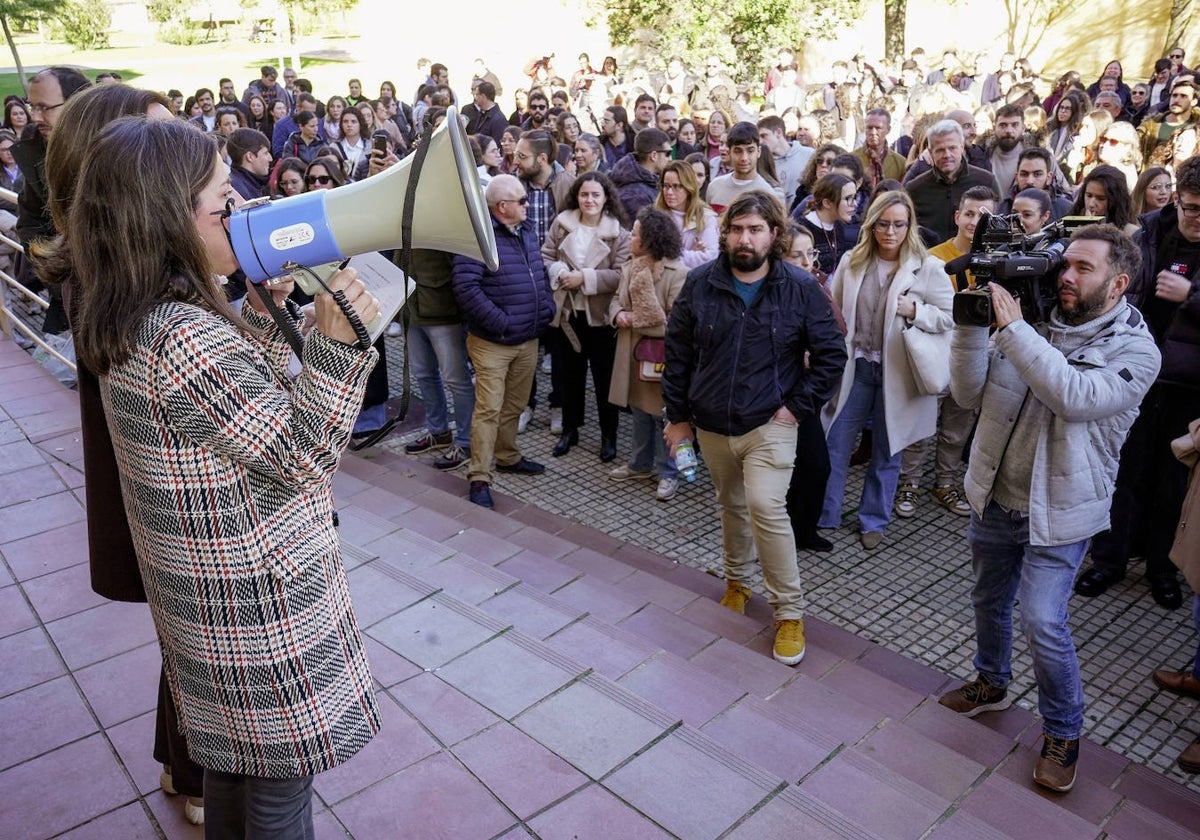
top-left (1131, 90), bottom-right (1147, 97)
top-left (1170, 53), bottom-right (1185, 60)
top-left (501, 196), bottom-right (530, 206)
top-left (305, 175), bottom-right (333, 186)
top-left (661, 183), bottom-right (686, 191)
top-left (793, 248), bottom-right (819, 260)
top-left (1179, 202), bottom-right (1200, 219)
top-left (529, 104), bottom-right (548, 111)
top-left (1101, 136), bottom-right (1124, 146)
top-left (28, 102), bottom-right (64, 115)
top-left (873, 220), bottom-right (910, 232)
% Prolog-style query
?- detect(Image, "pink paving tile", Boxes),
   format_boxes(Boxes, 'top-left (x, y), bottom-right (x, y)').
top-left (37, 430), bottom-right (84, 467)
top-left (0, 359), bottom-right (48, 381)
top-left (0, 675), bottom-right (98, 771)
top-left (514, 675), bottom-right (675, 779)
top-left (443, 527), bottom-right (522, 563)
top-left (0, 489), bottom-right (83, 544)
top-left (900, 698), bottom-right (1021, 768)
top-left (527, 783), bottom-right (673, 840)
top-left (804, 616), bottom-right (878, 660)
top-left (617, 603), bottom-right (719, 659)
top-left (974, 699), bottom-right (1038, 741)
top-left (333, 751), bottom-right (516, 840)
top-left (552, 576), bottom-right (647, 624)
top-left (313, 692), bottom-right (440, 805)
top-left (854, 721), bottom-right (987, 801)
top-left (364, 528), bottom-right (453, 572)
top-left (451, 722), bottom-right (588, 818)
top-left (730, 787), bottom-right (888, 839)
top-left (768, 674), bottom-right (887, 747)
top-left (618, 652), bottom-right (746, 728)
top-left (105, 710), bottom-right (160, 795)
top-left (857, 645), bottom-right (954, 696)
top-left (0, 373), bottom-right (69, 400)
top-left (436, 632), bottom-right (585, 718)
top-left (389, 672), bottom-right (501, 747)
top-left (452, 503), bottom-right (528, 538)
top-left (1103, 798), bottom-right (1200, 840)
top-left (54, 802), bottom-right (161, 840)
top-left (362, 636), bottom-right (422, 688)
top-left (335, 505), bottom-right (402, 547)
top-left (367, 596), bottom-right (506, 669)
top-left (14, 407), bottom-right (81, 443)
top-left (0, 625), bottom-right (67, 696)
top-left (689, 638), bottom-right (798, 698)
top-left (419, 554), bottom-right (520, 605)
top-left (676, 596), bottom-right (771, 644)
top-left (1113, 762), bottom-right (1200, 829)
top-left (506, 524), bottom-right (577, 559)
top-left (331, 469), bottom-right (372, 499)
top-left (476, 584), bottom-right (585, 639)
top-left (610, 543), bottom-right (681, 577)
top-left (44, 599), bottom-right (157, 671)
top-left (613, 569), bottom-right (700, 613)
top-left (0, 462), bottom-right (63, 508)
top-left (313, 808), bottom-right (349, 840)
top-left (142, 789), bottom-right (204, 840)
top-left (605, 727), bottom-right (784, 840)
top-left (954, 774), bottom-right (1102, 839)
top-left (993, 742), bottom-right (1122, 826)
top-left (74, 641), bottom-right (160, 728)
top-left (0, 582), bottom-right (37, 638)
top-left (818, 661), bottom-right (926, 721)
top-left (495, 550), bottom-right (581, 593)
top-left (48, 460), bottom-right (85, 490)
top-left (341, 484), bottom-right (418, 521)
top-left (0, 733), bottom-right (137, 840)
top-left (559, 547), bottom-right (637, 584)
top-left (800, 748), bottom-right (950, 840)
top-left (5, 389), bottom-right (77, 419)
top-left (345, 562), bottom-right (432, 628)
top-left (557, 522), bottom-right (625, 556)
top-left (401, 506), bottom-right (468, 543)
top-left (1, 519), bottom-right (89, 582)
top-left (494, 827), bottom-right (536, 840)
top-left (0, 439), bottom-right (48, 476)
top-left (544, 616), bottom-right (659, 681)
top-left (700, 695), bottom-right (840, 783)
top-left (339, 453), bottom-right (391, 482)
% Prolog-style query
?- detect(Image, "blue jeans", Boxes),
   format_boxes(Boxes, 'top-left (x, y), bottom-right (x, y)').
top-left (628, 406), bottom-right (676, 479)
top-left (820, 359), bottom-right (901, 533)
top-left (202, 769), bottom-right (314, 839)
top-left (1193, 594), bottom-right (1200, 680)
top-left (969, 501), bottom-right (1089, 740)
top-left (409, 323), bottom-right (475, 448)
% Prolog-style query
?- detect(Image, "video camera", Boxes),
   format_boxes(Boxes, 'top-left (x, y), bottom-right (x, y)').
top-left (948, 212), bottom-right (1102, 327)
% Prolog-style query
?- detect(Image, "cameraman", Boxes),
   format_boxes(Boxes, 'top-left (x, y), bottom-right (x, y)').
top-left (939, 224), bottom-right (1160, 793)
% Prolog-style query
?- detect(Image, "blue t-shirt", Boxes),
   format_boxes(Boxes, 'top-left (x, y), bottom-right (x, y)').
top-left (733, 277), bottom-right (765, 308)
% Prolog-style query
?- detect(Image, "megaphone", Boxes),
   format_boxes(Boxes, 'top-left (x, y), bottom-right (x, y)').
top-left (228, 105), bottom-right (499, 290)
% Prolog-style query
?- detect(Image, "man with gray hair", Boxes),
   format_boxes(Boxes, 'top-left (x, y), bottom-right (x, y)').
top-left (1094, 91), bottom-right (1123, 121)
top-left (905, 119), bottom-right (1002, 241)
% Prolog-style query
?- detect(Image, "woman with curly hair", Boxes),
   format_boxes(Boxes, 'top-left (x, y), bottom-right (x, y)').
top-left (541, 171), bottom-right (632, 461)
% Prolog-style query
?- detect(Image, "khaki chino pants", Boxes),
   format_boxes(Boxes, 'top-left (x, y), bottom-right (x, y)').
top-left (466, 334), bottom-right (537, 484)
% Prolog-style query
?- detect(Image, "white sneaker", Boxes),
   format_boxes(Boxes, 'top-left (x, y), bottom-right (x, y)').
top-left (550, 407), bottom-right (563, 435)
top-left (656, 477), bottom-right (678, 501)
top-left (894, 482), bottom-right (920, 518)
top-left (386, 322), bottom-right (402, 338)
top-left (517, 406), bottom-right (533, 434)
top-left (541, 354), bottom-right (552, 373)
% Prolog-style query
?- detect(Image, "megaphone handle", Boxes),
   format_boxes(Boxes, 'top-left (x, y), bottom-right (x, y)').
top-left (329, 288), bottom-right (372, 351)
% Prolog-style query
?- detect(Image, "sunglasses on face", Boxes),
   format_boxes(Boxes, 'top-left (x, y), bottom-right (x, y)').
top-left (305, 175), bottom-right (332, 186)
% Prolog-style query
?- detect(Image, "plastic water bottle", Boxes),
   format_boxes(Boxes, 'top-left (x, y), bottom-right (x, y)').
top-left (674, 440), bottom-right (698, 483)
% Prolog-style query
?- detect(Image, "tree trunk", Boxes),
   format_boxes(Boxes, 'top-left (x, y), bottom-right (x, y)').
top-left (1164, 0), bottom-right (1194, 57)
top-left (883, 0), bottom-right (907, 63)
top-left (0, 16), bottom-right (27, 95)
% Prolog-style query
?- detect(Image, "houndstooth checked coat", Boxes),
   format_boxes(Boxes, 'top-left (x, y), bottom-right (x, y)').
top-left (100, 301), bottom-right (381, 778)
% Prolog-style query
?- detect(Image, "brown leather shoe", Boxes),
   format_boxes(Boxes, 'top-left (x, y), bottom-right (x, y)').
top-left (1152, 669), bottom-right (1200, 701)
top-left (1033, 735), bottom-right (1078, 793)
top-left (1180, 737), bottom-right (1200, 774)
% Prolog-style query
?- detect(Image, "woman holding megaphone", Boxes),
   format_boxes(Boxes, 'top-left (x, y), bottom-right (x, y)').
top-left (37, 116), bottom-right (382, 837)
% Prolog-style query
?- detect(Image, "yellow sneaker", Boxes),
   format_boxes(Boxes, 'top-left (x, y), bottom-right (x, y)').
top-left (719, 580), bottom-right (753, 614)
top-left (773, 619), bottom-right (806, 665)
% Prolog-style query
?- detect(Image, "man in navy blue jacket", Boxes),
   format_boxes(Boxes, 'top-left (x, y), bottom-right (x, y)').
top-left (452, 175), bottom-right (555, 508)
top-left (663, 191), bottom-right (846, 666)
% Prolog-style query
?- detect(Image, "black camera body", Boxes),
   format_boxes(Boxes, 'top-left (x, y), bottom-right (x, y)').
top-left (949, 213), bottom-right (1101, 327)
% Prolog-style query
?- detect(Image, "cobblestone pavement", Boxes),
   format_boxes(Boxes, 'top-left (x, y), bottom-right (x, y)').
top-left (381, 341), bottom-right (1200, 791)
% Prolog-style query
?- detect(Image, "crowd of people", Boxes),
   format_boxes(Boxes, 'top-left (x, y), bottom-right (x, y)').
top-left (6, 40), bottom-right (1200, 834)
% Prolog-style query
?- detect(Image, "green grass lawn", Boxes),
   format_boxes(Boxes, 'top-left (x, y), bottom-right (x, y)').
top-left (0, 67), bottom-right (143, 99)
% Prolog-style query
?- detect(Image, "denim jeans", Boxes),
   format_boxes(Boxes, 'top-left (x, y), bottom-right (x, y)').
top-left (1193, 594), bottom-right (1200, 680)
top-left (202, 769), bottom-right (314, 840)
top-left (409, 323), bottom-right (475, 448)
top-left (820, 359), bottom-right (901, 534)
top-left (628, 406), bottom-right (676, 479)
top-left (968, 501), bottom-right (1090, 740)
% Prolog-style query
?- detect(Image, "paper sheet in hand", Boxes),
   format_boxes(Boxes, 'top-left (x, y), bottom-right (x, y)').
top-left (346, 251), bottom-right (414, 343)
